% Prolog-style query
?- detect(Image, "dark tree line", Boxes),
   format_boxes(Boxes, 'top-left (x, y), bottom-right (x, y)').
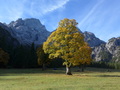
top-left (9, 43), bottom-right (38, 68)
top-left (0, 26), bottom-right (120, 69)
top-left (0, 40), bottom-right (120, 69)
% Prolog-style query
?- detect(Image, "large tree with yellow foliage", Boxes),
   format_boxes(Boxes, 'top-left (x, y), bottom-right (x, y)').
top-left (0, 48), bottom-right (9, 67)
top-left (43, 18), bottom-right (92, 75)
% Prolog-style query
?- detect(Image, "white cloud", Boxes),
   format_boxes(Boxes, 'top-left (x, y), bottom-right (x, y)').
top-left (23, 0), bottom-right (69, 17)
top-left (0, 0), bottom-right (25, 23)
top-left (43, 0), bottom-right (69, 13)
top-left (77, 0), bottom-right (120, 41)
top-left (78, 0), bottom-right (104, 27)
top-left (0, 0), bottom-right (69, 23)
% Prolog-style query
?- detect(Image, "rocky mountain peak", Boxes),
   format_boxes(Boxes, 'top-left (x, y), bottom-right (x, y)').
top-left (106, 37), bottom-right (120, 54)
top-left (9, 18), bottom-right (24, 27)
top-left (7, 18), bottom-right (50, 46)
top-left (107, 37), bottom-right (120, 46)
top-left (92, 37), bottom-right (120, 62)
top-left (8, 18), bottom-right (45, 31)
top-left (84, 31), bottom-right (96, 38)
top-left (83, 31), bottom-right (106, 47)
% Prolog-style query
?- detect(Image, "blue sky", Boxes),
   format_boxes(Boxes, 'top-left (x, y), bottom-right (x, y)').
top-left (0, 0), bottom-right (120, 42)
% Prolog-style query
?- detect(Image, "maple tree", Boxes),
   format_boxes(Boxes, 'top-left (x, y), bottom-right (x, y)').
top-left (43, 18), bottom-right (92, 75)
top-left (0, 48), bottom-right (9, 67)
top-left (72, 43), bottom-right (92, 72)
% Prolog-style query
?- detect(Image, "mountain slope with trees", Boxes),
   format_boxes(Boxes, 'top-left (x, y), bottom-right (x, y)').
top-left (0, 18), bottom-right (120, 69)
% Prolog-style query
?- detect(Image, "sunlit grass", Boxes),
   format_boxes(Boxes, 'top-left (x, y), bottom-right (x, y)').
top-left (0, 68), bottom-right (120, 90)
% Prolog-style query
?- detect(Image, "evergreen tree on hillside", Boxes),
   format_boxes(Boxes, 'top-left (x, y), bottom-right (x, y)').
top-left (28, 43), bottom-right (37, 68)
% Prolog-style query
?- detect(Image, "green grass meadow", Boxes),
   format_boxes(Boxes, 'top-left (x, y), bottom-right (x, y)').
top-left (0, 68), bottom-right (120, 90)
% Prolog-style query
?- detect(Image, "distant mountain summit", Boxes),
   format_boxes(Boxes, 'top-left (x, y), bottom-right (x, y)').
top-left (7, 18), bottom-right (50, 46)
top-left (92, 37), bottom-right (120, 62)
top-left (83, 31), bottom-right (106, 47)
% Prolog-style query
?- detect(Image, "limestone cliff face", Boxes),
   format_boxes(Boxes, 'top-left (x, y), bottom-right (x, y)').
top-left (83, 31), bottom-right (106, 47)
top-left (92, 44), bottom-right (112, 62)
top-left (106, 37), bottom-right (120, 54)
top-left (7, 18), bottom-right (50, 46)
top-left (106, 37), bottom-right (120, 62)
top-left (83, 31), bottom-right (120, 62)
top-left (92, 37), bottom-right (120, 62)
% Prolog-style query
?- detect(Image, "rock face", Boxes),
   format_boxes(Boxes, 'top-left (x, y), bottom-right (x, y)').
top-left (106, 37), bottom-right (120, 62)
top-left (83, 31), bottom-right (106, 47)
top-left (106, 37), bottom-right (120, 54)
top-left (83, 31), bottom-right (120, 62)
top-left (92, 37), bottom-right (120, 62)
top-left (92, 44), bottom-right (112, 62)
top-left (7, 18), bottom-right (50, 46)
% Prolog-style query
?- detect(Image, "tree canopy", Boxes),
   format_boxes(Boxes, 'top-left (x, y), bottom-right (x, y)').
top-left (43, 18), bottom-right (92, 75)
top-left (36, 44), bottom-right (50, 70)
top-left (0, 48), bottom-right (9, 67)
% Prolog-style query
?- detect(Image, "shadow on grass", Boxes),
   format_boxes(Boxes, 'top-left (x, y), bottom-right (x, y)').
top-left (73, 67), bottom-right (120, 73)
top-left (96, 75), bottom-right (120, 77)
top-left (0, 68), bottom-right (66, 76)
top-left (0, 67), bottom-right (120, 76)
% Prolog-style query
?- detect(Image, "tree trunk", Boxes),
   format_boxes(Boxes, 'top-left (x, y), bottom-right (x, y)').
top-left (66, 66), bottom-right (72, 75)
top-left (42, 64), bottom-right (46, 71)
top-left (81, 64), bottom-right (84, 72)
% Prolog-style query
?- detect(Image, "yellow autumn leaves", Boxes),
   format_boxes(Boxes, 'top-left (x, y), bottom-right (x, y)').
top-left (43, 18), bottom-right (92, 67)
top-left (0, 48), bottom-right (9, 65)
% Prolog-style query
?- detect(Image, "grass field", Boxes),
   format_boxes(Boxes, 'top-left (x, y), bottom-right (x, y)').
top-left (0, 68), bottom-right (120, 90)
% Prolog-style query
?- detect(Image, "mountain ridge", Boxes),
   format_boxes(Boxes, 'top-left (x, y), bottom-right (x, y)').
top-left (0, 18), bottom-right (119, 63)
top-left (7, 18), bottom-right (50, 46)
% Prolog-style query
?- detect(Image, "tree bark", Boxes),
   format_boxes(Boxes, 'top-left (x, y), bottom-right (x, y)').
top-left (42, 64), bottom-right (46, 71)
top-left (79, 64), bottom-right (85, 72)
top-left (66, 66), bottom-right (72, 75)
top-left (81, 64), bottom-right (84, 72)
